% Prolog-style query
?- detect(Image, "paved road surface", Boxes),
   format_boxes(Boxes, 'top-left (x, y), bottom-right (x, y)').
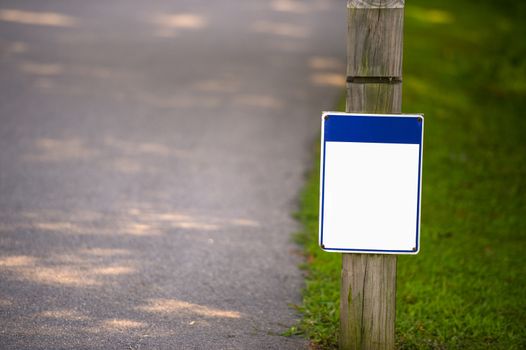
top-left (0, 1), bottom-right (345, 348)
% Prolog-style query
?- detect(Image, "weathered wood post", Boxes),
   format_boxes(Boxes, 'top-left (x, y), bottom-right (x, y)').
top-left (340, 1), bottom-right (405, 349)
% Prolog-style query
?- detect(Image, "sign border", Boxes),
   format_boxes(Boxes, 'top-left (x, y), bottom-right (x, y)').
top-left (319, 112), bottom-right (424, 254)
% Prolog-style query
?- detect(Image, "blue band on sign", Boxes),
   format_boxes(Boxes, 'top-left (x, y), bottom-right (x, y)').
top-left (324, 115), bottom-right (422, 144)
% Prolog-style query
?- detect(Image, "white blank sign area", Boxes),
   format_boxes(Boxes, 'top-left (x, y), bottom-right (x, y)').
top-left (323, 141), bottom-right (420, 252)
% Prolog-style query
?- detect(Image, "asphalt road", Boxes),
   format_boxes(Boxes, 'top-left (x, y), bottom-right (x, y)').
top-left (0, 1), bottom-right (345, 348)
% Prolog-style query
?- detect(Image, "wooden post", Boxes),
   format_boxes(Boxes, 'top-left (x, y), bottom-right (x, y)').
top-left (340, 1), bottom-right (405, 349)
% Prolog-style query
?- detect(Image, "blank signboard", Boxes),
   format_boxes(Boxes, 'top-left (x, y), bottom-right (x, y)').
top-left (319, 112), bottom-right (424, 254)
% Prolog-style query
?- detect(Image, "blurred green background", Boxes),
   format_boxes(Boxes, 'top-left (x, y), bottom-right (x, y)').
top-left (291, 0), bottom-right (526, 348)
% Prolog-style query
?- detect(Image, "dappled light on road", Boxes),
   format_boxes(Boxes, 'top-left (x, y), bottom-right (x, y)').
top-left (18, 265), bottom-right (100, 286)
top-left (152, 13), bottom-right (207, 38)
top-left (0, 252), bottom-right (137, 287)
top-left (25, 138), bottom-right (99, 162)
top-left (19, 60), bottom-right (127, 81)
top-left (78, 248), bottom-right (131, 257)
top-left (35, 221), bottom-right (81, 232)
top-left (22, 136), bottom-right (191, 176)
top-left (122, 222), bottom-right (163, 236)
top-left (92, 266), bottom-right (135, 276)
top-left (112, 157), bottom-right (151, 174)
top-left (19, 62), bottom-right (63, 76)
top-left (0, 207), bottom-right (260, 237)
top-left (125, 208), bottom-right (259, 232)
top-left (153, 13), bottom-right (206, 29)
top-left (308, 56), bottom-right (344, 71)
top-left (139, 299), bottom-right (242, 319)
top-left (233, 95), bottom-right (283, 109)
top-left (252, 20), bottom-right (309, 38)
top-left (271, 0), bottom-right (310, 14)
top-left (1, 251), bottom-right (136, 287)
top-left (104, 137), bottom-right (175, 157)
top-left (102, 319), bottom-right (147, 330)
top-left (270, 0), bottom-right (330, 13)
top-left (310, 72), bottom-right (345, 87)
top-left (0, 9), bottom-right (77, 27)
top-left (228, 218), bottom-right (259, 228)
top-left (0, 255), bottom-right (36, 267)
top-left (308, 55), bottom-right (345, 88)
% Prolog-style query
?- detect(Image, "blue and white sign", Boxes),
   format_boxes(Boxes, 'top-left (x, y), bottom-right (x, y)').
top-left (319, 112), bottom-right (424, 254)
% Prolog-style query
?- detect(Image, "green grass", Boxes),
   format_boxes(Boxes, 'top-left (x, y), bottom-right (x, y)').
top-left (291, 0), bottom-right (526, 348)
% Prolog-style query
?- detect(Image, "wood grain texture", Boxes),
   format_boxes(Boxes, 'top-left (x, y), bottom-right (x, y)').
top-left (341, 255), bottom-right (397, 349)
top-left (346, 83), bottom-right (402, 113)
top-left (348, 0), bottom-right (404, 8)
top-left (341, 1), bottom-right (404, 349)
top-left (347, 8), bottom-right (404, 76)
